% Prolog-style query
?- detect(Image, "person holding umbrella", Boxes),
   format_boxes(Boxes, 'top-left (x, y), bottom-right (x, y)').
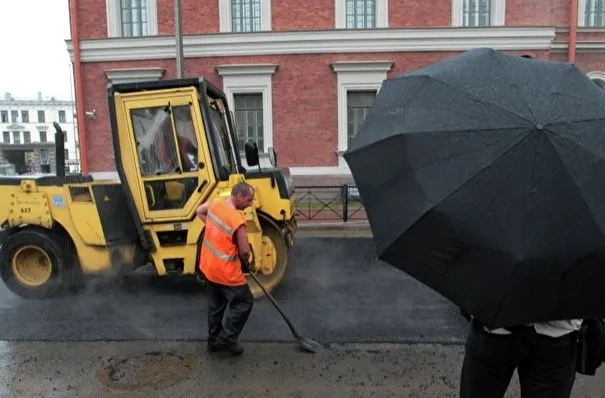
top-left (460, 317), bottom-right (582, 397)
top-left (343, 48), bottom-right (605, 397)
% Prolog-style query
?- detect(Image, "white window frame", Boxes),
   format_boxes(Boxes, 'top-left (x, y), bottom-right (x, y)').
top-left (216, 64), bottom-right (277, 155)
top-left (331, 61), bottom-right (392, 172)
top-left (335, 0), bottom-right (388, 29)
top-left (452, 0), bottom-right (506, 27)
top-left (106, 0), bottom-right (158, 38)
top-left (219, 0), bottom-right (272, 33)
top-left (578, 0), bottom-right (605, 27)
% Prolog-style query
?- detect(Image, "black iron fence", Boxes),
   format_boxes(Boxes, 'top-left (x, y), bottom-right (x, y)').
top-left (294, 185), bottom-right (367, 222)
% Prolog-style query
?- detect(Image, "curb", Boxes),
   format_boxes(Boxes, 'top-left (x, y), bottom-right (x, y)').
top-left (296, 221), bottom-right (371, 231)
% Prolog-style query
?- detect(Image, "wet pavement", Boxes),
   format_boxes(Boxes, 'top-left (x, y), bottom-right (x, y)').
top-left (0, 341), bottom-right (603, 397)
top-left (1, 236), bottom-right (604, 397)
top-left (0, 237), bottom-right (467, 343)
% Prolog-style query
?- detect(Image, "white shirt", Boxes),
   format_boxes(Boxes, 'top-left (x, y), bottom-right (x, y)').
top-left (485, 319), bottom-right (583, 338)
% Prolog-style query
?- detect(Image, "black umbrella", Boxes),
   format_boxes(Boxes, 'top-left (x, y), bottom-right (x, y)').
top-left (343, 48), bottom-right (605, 329)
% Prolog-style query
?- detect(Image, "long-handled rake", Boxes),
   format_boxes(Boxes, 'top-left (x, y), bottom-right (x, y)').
top-left (248, 272), bottom-right (325, 353)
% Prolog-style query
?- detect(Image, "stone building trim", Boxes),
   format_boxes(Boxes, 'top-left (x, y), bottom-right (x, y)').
top-left (332, 60), bottom-right (393, 174)
top-left (66, 27), bottom-right (556, 62)
top-left (216, 64), bottom-right (278, 156)
top-left (104, 67), bottom-right (165, 84)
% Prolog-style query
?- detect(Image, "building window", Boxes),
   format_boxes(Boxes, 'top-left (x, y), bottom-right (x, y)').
top-left (23, 131), bottom-right (31, 144)
top-left (452, 0), bottom-right (505, 26)
top-left (232, 0), bottom-right (261, 32)
top-left (121, 0), bottom-right (148, 36)
top-left (40, 148), bottom-right (49, 164)
top-left (0, 111), bottom-right (8, 123)
top-left (346, 0), bottom-right (375, 29)
top-left (580, 0), bottom-right (605, 27)
top-left (2, 131), bottom-right (9, 143)
top-left (58, 110), bottom-right (66, 123)
top-left (11, 111), bottom-right (18, 123)
top-left (331, 60), bottom-right (392, 172)
top-left (106, 0), bottom-right (158, 37)
top-left (219, 0), bottom-right (271, 32)
top-left (40, 131), bottom-right (47, 142)
top-left (594, 78), bottom-right (605, 89)
top-left (587, 71), bottom-right (605, 89)
top-left (38, 110), bottom-right (45, 123)
top-left (233, 93), bottom-right (264, 151)
top-left (64, 149), bottom-right (69, 160)
top-left (21, 110), bottom-right (29, 123)
top-left (13, 132), bottom-right (20, 145)
top-left (346, 91), bottom-right (376, 147)
top-left (336, 0), bottom-right (387, 29)
top-left (463, 0), bottom-right (491, 26)
top-left (216, 64), bottom-right (277, 156)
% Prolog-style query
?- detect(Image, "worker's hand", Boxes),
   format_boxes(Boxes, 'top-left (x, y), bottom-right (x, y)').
top-left (241, 258), bottom-right (251, 274)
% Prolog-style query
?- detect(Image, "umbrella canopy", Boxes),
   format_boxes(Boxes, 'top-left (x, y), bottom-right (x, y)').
top-left (344, 48), bottom-right (605, 328)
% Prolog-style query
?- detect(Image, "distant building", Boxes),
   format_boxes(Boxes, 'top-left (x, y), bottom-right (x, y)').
top-left (66, 0), bottom-right (605, 182)
top-left (0, 92), bottom-right (80, 175)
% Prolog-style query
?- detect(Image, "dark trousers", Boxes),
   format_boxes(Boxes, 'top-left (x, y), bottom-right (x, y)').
top-left (206, 280), bottom-right (253, 346)
top-left (460, 319), bottom-right (578, 398)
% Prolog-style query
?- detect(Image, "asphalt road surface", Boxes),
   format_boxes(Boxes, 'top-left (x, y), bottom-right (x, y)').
top-left (0, 237), bottom-right (468, 344)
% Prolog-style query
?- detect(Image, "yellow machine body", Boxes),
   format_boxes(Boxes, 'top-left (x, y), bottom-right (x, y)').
top-left (0, 78), bottom-right (297, 299)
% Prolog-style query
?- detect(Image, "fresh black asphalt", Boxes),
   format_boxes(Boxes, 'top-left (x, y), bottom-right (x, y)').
top-left (0, 237), bottom-right (469, 343)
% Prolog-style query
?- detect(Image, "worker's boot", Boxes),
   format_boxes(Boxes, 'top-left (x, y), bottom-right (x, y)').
top-left (222, 343), bottom-right (244, 357)
top-left (207, 339), bottom-right (221, 354)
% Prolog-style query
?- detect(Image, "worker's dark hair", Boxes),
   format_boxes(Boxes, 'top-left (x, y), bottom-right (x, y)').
top-left (232, 181), bottom-right (254, 198)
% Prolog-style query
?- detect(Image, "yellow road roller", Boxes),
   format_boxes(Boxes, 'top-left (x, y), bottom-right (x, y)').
top-left (0, 78), bottom-right (297, 299)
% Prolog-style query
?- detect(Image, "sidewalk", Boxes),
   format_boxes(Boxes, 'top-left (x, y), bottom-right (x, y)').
top-left (295, 220), bottom-right (372, 238)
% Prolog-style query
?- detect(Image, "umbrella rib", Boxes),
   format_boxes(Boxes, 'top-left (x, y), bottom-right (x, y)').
top-left (542, 66), bottom-right (587, 125)
top-left (548, 116), bottom-right (605, 126)
top-left (546, 120), bottom-right (605, 160)
top-left (407, 129), bottom-right (532, 174)
top-left (544, 133), bottom-right (605, 237)
top-left (367, 131), bottom-right (532, 253)
top-left (494, 52), bottom-right (537, 122)
top-left (450, 131), bottom-right (534, 229)
top-left (487, 134), bottom-right (539, 327)
top-left (395, 77), bottom-right (511, 128)
top-left (421, 76), bottom-right (535, 126)
top-left (518, 132), bottom-right (540, 262)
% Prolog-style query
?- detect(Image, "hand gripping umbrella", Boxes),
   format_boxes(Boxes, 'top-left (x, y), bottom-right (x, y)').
top-left (344, 48), bottom-right (605, 329)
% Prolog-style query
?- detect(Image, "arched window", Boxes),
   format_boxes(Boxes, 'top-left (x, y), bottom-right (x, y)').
top-left (586, 72), bottom-right (605, 90)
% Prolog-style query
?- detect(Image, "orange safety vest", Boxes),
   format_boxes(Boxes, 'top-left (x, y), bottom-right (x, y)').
top-left (199, 198), bottom-right (247, 286)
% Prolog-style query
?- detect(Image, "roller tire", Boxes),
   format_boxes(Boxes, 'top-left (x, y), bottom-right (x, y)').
top-left (0, 228), bottom-right (74, 299)
top-left (248, 221), bottom-right (289, 299)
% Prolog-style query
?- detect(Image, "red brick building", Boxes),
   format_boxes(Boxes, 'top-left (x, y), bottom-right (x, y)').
top-left (66, 0), bottom-right (605, 181)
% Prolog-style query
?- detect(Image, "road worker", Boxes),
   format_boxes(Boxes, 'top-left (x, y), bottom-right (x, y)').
top-left (196, 181), bottom-right (255, 356)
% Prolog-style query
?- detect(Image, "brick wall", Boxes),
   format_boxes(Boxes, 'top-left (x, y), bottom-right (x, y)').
top-left (79, 48), bottom-right (605, 173)
top-left (76, 0), bottom-right (583, 40)
top-left (389, 0), bottom-right (452, 27)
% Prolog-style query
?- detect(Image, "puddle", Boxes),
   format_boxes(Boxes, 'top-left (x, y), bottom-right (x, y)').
top-left (98, 350), bottom-right (196, 391)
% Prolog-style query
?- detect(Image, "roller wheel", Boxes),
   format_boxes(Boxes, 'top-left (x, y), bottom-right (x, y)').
top-left (247, 221), bottom-right (289, 299)
top-left (0, 228), bottom-right (74, 299)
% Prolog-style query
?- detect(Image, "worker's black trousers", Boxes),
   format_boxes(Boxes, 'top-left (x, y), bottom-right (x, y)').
top-left (460, 319), bottom-right (578, 398)
top-left (206, 280), bottom-right (254, 346)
